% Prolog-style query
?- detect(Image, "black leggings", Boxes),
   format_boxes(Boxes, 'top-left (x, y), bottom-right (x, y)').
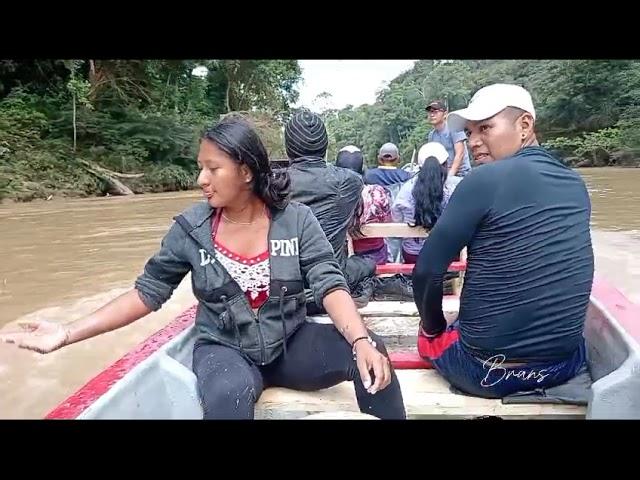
top-left (192, 322), bottom-right (406, 419)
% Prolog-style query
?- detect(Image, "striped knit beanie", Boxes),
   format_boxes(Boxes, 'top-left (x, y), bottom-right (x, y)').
top-left (285, 111), bottom-right (329, 160)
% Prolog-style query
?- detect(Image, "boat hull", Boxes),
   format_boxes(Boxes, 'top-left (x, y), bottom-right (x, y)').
top-left (46, 277), bottom-right (640, 419)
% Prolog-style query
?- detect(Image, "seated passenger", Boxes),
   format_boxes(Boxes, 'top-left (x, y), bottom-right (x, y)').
top-left (392, 142), bottom-right (461, 264)
top-left (286, 111), bottom-right (376, 310)
top-left (336, 145), bottom-right (392, 266)
top-left (413, 84), bottom-right (594, 398)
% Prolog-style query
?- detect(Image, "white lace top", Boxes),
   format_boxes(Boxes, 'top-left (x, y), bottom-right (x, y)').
top-left (214, 241), bottom-right (270, 308)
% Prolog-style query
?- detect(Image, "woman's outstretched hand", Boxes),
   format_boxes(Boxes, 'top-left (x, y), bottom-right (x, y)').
top-left (0, 321), bottom-right (69, 354)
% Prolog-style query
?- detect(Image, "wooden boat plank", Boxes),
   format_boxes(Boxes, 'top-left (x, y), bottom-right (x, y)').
top-left (256, 370), bottom-right (586, 419)
top-left (359, 300), bottom-right (459, 317)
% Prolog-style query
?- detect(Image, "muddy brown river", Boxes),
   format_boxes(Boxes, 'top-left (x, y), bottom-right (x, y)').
top-left (1, 168), bottom-right (639, 418)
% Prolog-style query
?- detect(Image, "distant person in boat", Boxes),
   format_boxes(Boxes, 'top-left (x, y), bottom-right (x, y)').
top-left (336, 145), bottom-right (392, 266)
top-left (413, 84), bottom-right (594, 398)
top-left (426, 99), bottom-right (472, 177)
top-left (1, 115), bottom-right (405, 420)
top-left (286, 111), bottom-right (376, 311)
top-left (336, 145), bottom-right (415, 302)
top-left (364, 143), bottom-right (410, 263)
top-left (364, 142), bottom-right (411, 188)
top-left (391, 142), bottom-right (461, 263)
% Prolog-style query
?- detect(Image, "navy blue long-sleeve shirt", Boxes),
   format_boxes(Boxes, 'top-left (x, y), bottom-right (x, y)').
top-left (413, 146), bottom-right (594, 363)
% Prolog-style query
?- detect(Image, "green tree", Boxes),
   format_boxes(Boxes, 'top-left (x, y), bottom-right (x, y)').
top-left (0, 59), bottom-right (302, 201)
top-left (324, 59), bottom-right (640, 168)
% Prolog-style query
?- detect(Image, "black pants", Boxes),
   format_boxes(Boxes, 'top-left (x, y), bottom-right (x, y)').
top-left (192, 322), bottom-right (406, 419)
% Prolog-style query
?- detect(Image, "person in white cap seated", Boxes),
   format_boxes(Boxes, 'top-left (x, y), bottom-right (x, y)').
top-left (391, 142), bottom-right (461, 263)
top-left (413, 84), bottom-right (594, 398)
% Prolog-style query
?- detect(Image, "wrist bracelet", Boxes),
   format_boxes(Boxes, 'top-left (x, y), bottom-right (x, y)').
top-left (351, 335), bottom-right (376, 360)
top-left (351, 336), bottom-right (370, 348)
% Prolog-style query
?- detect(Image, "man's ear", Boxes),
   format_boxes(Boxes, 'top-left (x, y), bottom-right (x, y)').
top-left (518, 112), bottom-right (535, 137)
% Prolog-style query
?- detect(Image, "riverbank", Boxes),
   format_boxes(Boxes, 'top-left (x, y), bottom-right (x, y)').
top-left (562, 148), bottom-right (640, 168)
top-left (0, 158), bottom-right (196, 203)
top-left (2, 163), bottom-right (638, 205)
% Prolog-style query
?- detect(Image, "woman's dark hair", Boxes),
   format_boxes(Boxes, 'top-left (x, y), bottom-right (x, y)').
top-left (336, 150), bottom-right (366, 237)
top-left (348, 196), bottom-right (365, 238)
top-left (412, 156), bottom-right (447, 229)
top-left (201, 115), bottom-right (290, 209)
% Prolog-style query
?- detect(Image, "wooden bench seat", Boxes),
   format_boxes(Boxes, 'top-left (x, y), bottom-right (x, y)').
top-left (352, 222), bottom-right (467, 291)
top-left (280, 301), bottom-right (587, 419)
top-left (255, 370), bottom-right (587, 419)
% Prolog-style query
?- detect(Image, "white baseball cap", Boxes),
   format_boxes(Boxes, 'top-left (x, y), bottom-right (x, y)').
top-left (447, 84), bottom-right (536, 132)
top-left (417, 142), bottom-right (449, 167)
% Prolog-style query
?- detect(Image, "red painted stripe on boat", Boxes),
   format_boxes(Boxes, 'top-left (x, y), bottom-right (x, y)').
top-left (389, 351), bottom-right (433, 369)
top-left (45, 305), bottom-right (198, 419)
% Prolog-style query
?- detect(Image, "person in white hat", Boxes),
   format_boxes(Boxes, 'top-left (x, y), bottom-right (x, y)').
top-left (391, 142), bottom-right (461, 263)
top-left (412, 84), bottom-right (594, 399)
top-left (447, 83), bottom-right (539, 163)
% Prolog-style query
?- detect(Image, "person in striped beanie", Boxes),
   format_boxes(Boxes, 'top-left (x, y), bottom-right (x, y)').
top-left (286, 111), bottom-right (376, 312)
top-left (284, 110), bottom-right (329, 160)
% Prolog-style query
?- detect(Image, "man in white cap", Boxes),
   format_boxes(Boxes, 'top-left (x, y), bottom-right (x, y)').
top-left (447, 84), bottom-right (540, 163)
top-left (413, 84), bottom-right (594, 398)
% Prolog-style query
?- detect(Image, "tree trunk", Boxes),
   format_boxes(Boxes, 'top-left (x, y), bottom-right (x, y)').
top-left (88, 59), bottom-right (100, 102)
top-left (225, 80), bottom-right (231, 112)
top-left (89, 60), bottom-right (96, 82)
top-left (72, 92), bottom-right (77, 153)
top-left (81, 162), bottom-right (135, 196)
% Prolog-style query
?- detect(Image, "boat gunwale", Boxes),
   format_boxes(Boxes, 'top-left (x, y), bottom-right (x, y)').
top-left (45, 276), bottom-right (640, 419)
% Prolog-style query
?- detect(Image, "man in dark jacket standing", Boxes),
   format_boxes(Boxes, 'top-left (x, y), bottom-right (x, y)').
top-left (286, 111), bottom-right (375, 309)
